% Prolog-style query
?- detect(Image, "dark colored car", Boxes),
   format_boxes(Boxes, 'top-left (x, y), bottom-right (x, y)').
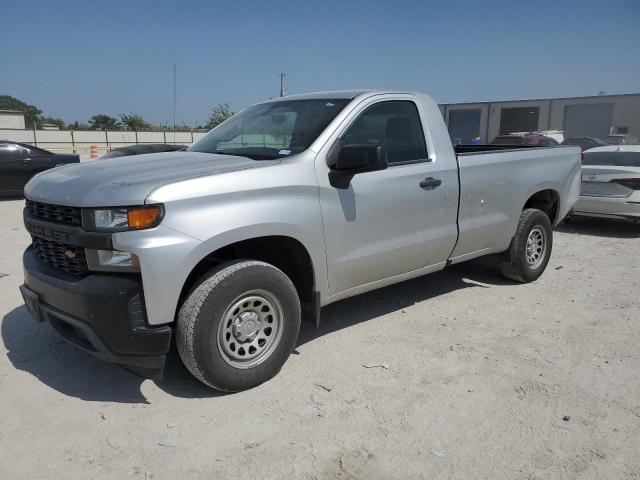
top-left (100, 143), bottom-right (186, 159)
top-left (491, 134), bottom-right (559, 147)
top-left (561, 137), bottom-right (609, 151)
top-left (0, 141), bottom-right (79, 195)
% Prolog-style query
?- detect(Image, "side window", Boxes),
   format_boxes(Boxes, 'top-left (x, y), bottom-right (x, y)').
top-left (340, 101), bottom-right (428, 164)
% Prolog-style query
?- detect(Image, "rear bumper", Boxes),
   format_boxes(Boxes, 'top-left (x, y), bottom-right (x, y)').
top-left (21, 247), bottom-right (172, 378)
top-left (573, 196), bottom-right (640, 221)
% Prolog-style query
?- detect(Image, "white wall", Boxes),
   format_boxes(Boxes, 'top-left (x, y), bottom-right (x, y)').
top-left (0, 128), bottom-right (207, 157)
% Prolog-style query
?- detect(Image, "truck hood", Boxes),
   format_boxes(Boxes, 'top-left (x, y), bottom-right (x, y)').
top-left (24, 151), bottom-right (280, 207)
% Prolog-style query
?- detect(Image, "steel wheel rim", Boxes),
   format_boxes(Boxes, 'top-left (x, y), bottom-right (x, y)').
top-left (525, 226), bottom-right (547, 269)
top-left (217, 289), bottom-right (284, 369)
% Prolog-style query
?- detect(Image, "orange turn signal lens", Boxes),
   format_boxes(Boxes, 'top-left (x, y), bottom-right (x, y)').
top-left (127, 206), bottom-right (163, 230)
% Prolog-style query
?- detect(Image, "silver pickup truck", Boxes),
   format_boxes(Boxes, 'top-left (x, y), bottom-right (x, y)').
top-left (20, 90), bottom-right (581, 391)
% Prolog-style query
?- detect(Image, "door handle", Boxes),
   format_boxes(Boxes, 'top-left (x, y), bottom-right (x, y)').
top-left (419, 177), bottom-right (442, 189)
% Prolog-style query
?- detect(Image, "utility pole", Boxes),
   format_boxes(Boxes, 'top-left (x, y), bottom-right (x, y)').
top-left (172, 64), bottom-right (177, 142)
top-left (279, 72), bottom-right (286, 97)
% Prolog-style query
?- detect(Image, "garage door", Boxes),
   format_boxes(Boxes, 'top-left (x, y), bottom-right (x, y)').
top-left (499, 107), bottom-right (540, 135)
top-left (563, 103), bottom-right (613, 138)
top-left (448, 109), bottom-right (481, 144)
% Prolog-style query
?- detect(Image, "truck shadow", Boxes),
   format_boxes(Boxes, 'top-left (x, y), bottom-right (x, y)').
top-left (557, 216), bottom-right (640, 238)
top-left (2, 305), bottom-right (228, 402)
top-left (2, 257), bottom-right (513, 401)
top-left (159, 256), bottom-right (514, 398)
top-left (297, 256), bottom-right (512, 348)
top-left (2, 306), bottom-right (150, 403)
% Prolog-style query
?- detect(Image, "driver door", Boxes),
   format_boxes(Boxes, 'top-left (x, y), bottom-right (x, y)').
top-left (315, 96), bottom-right (456, 296)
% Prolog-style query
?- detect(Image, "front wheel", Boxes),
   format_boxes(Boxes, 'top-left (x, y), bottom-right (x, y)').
top-left (500, 208), bottom-right (553, 283)
top-left (176, 260), bottom-right (301, 391)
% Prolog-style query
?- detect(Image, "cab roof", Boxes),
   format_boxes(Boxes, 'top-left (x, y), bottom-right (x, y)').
top-left (265, 89), bottom-right (416, 102)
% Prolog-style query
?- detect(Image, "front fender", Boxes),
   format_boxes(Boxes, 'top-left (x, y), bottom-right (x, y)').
top-left (199, 222), bottom-right (327, 301)
top-left (114, 223), bottom-right (326, 326)
top-left (126, 157), bottom-right (326, 324)
top-left (113, 226), bottom-right (207, 326)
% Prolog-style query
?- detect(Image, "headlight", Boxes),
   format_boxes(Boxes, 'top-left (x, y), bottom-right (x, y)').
top-left (86, 249), bottom-right (140, 272)
top-left (94, 208), bottom-right (128, 230)
top-left (85, 205), bottom-right (163, 232)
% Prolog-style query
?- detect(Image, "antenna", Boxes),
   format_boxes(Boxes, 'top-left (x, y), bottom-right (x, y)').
top-left (172, 64), bottom-right (177, 141)
top-left (279, 72), bottom-right (286, 97)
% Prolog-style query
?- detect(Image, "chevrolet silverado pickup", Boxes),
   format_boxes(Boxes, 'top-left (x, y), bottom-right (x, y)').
top-left (20, 90), bottom-right (581, 391)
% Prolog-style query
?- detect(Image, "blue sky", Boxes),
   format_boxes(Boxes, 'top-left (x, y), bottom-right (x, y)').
top-left (1, 0), bottom-right (638, 126)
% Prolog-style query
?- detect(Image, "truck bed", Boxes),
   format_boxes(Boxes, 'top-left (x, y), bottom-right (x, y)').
top-left (449, 144), bottom-right (582, 263)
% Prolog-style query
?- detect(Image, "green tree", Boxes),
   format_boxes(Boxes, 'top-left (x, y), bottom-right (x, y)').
top-left (89, 114), bottom-right (120, 130)
top-left (0, 95), bottom-right (42, 128)
top-left (120, 113), bottom-right (151, 131)
top-left (66, 121), bottom-right (90, 130)
top-left (205, 103), bottom-right (234, 130)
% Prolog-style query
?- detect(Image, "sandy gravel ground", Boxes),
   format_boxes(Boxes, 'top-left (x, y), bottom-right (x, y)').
top-left (0, 197), bottom-right (639, 480)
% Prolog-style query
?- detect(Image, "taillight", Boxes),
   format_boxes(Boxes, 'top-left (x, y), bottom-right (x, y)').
top-left (581, 153), bottom-right (585, 163)
top-left (611, 178), bottom-right (640, 190)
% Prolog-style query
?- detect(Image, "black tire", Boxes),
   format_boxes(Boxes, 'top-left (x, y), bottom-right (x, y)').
top-left (176, 260), bottom-right (301, 392)
top-left (499, 208), bottom-right (553, 283)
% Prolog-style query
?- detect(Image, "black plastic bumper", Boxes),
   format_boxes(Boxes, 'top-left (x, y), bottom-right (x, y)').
top-left (21, 247), bottom-right (172, 379)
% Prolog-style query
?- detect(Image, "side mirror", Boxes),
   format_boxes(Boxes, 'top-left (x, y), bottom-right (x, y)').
top-left (331, 145), bottom-right (388, 172)
top-left (328, 144), bottom-right (388, 188)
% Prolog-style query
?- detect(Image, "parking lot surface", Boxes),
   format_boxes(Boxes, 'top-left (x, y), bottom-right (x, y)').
top-left (1, 197), bottom-right (639, 479)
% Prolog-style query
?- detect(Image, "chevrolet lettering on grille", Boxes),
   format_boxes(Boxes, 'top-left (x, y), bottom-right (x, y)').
top-left (26, 222), bottom-right (77, 244)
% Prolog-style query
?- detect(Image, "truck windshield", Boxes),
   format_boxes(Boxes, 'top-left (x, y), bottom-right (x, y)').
top-left (189, 99), bottom-right (351, 160)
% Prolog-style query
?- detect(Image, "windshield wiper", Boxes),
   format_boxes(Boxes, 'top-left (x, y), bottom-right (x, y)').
top-left (211, 150), bottom-right (279, 160)
top-left (211, 150), bottom-right (242, 156)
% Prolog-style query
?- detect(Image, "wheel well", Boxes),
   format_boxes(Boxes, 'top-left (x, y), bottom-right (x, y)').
top-left (523, 189), bottom-right (559, 223)
top-left (178, 236), bottom-right (315, 316)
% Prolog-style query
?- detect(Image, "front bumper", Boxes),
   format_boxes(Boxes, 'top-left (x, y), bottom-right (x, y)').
top-left (21, 247), bottom-right (172, 379)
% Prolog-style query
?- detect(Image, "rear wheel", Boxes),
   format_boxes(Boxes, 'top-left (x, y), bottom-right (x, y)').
top-left (176, 260), bottom-right (301, 391)
top-left (500, 208), bottom-right (553, 283)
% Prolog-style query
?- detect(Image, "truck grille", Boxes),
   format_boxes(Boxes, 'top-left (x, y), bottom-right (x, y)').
top-left (26, 200), bottom-right (82, 226)
top-left (32, 237), bottom-right (88, 276)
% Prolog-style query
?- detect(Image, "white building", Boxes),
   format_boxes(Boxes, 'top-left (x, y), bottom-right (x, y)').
top-left (440, 93), bottom-right (640, 143)
top-left (0, 110), bottom-right (26, 129)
